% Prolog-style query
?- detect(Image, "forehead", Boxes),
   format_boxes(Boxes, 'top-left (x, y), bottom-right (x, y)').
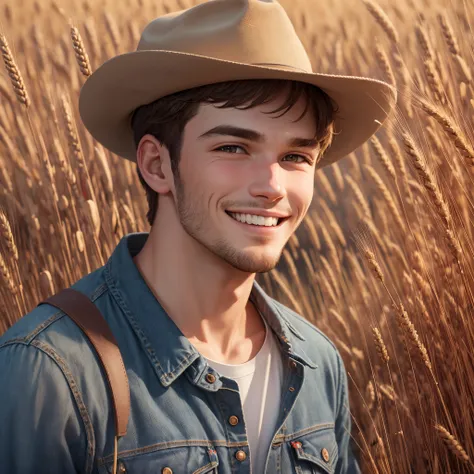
top-left (186, 92), bottom-right (317, 137)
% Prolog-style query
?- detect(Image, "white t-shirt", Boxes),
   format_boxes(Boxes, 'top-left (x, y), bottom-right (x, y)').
top-left (205, 316), bottom-right (284, 474)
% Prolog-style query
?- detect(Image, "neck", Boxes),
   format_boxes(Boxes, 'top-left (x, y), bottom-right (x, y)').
top-left (132, 220), bottom-right (265, 361)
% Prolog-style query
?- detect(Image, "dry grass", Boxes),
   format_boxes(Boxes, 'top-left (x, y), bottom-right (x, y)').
top-left (1, 0), bottom-right (474, 472)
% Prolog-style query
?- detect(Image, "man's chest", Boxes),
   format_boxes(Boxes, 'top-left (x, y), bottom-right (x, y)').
top-left (92, 360), bottom-right (339, 474)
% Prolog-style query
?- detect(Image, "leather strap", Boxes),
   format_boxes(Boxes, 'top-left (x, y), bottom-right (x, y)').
top-left (38, 288), bottom-right (130, 438)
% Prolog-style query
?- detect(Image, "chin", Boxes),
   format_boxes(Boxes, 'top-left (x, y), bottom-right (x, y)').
top-left (226, 248), bottom-right (282, 273)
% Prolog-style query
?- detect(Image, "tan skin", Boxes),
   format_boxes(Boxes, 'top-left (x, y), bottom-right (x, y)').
top-left (133, 91), bottom-right (319, 364)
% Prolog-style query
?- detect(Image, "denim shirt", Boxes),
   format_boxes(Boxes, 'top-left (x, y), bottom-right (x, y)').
top-left (0, 232), bottom-right (360, 474)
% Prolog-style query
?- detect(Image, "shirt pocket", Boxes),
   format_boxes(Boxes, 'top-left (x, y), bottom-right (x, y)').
top-left (289, 425), bottom-right (338, 474)
top-left (98, 444), bottom-right (220, 474)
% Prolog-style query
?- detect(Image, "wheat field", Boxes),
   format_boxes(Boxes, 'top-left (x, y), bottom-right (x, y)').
top-left (1, 0), bottom-right (474, 472)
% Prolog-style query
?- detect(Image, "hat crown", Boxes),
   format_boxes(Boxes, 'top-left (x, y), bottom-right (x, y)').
top-left (137, 0), bottom-right (312, 72)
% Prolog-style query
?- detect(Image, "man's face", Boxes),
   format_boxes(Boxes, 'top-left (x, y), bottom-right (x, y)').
top-left (170, 92), bottom-right (318, 274)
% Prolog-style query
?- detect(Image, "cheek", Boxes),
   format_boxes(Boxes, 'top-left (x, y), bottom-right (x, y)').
top-left (288, 172), bottom-right (314, 196)
top-left (287, 174), bottom-right (315, 211)
top-left (209, 162), bottom-right (248, 187)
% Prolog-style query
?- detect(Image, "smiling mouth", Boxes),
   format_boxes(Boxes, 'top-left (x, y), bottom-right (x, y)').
top-left (225, 211), bottom-right (290, 228)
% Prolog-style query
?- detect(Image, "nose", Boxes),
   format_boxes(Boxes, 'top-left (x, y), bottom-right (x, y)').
top-left (248, 162), bottom-right (286, 201)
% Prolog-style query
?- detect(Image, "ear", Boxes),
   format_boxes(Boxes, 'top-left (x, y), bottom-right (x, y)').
top-left (136, 134), bottom-right (173, 195)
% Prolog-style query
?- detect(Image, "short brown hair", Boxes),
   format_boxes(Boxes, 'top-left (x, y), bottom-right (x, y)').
top-left (131, 79), bottom-right (339, 226)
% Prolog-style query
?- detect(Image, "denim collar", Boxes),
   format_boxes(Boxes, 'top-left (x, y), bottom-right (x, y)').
top-left (105, 233), bottom-right (317, 388)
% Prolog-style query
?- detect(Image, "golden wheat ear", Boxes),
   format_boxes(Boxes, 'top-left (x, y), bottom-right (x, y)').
top-left (70, 25), bottom-right (92, 77)
top-left (0, 34), bottom-right (30, 108)
top-left (434, 424), bottom-right (471, 465)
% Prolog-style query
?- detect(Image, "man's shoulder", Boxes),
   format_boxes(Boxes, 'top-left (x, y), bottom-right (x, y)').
top-left (0, 266), bottom-right (107, 349)
top-left (270, 297), bottom-right (343, 368)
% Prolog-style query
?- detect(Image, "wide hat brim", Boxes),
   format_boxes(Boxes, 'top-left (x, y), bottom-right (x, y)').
top-left (79, 50), bottom-right (397, 169)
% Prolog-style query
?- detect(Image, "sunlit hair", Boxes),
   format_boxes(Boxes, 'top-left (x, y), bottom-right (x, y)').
top-left (131, 79), bottom-right (339, 226)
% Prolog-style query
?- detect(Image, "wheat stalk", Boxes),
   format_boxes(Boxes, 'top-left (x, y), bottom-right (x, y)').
top-left (103, 12), bottom-right (121, 54)
top-left (387, 241), bottom-right (409, 271)
top-left (437, 13), bottom-right (459, 56)
top-left (86, 199), bottom-right (101, 238)
top-left (319, 220), bottom-right (341, 274)
top-left (83, 18), bottom-right (101, 61)
top-left (346, 175), bottom-right (372, 221)
top-left (370, 136), bottom-right (397, 181)
top-left (374, 39), bottom-right (396, 86)
top-left (329, 308), bottom-right (351, 339)
top-left (365, 165), bottom-right (405, 231)
top-left (318, 273), bottom-right (338, 307)
top-left (0, 35), bottom-right (30, 108)
top-left (434, 424), bottom-right (471, 464)
top-left (61, 94), bottom-right (97, 203)
top-left (303, 214), bottom-right (321, 250)
top-left (0, 210), bottom-right (18, 261)
top-left (366, 380), bottom-right (377, 411)
top-left (39, 270), bottom-right (55, 296)
top-left (300, 248), bottom-right (315, 276)
top-left (331, 163), bottom-right (345, 191)
top-left (378, 383), bottom-right (395, 401)
top-left (362, 0), bottom-right (399, 44)
top-left (402, 131), bottom-right (464, 262)
top-left (423, 58), bottom-right (446, 104)
top-left (364, 249), bottom-right (385, 284)
top-left (401, 132), bottom-right (452, 227)
top-left (418, 100), bottom-right (474, 164)
top-left (321, 255), bottom-right (341, 298)
top-left (0, 251), bottom-right (14, 292)
top-left (415, 25), bottom-right (435, 62)
top-left (454, 55), bottom-right (472, 83)
top-left (395, 302), bottom-right (432, 371)
top-left (76, 230), bottom-right (85, 253)
top-left (372, 326), bottom-right (390, 363)
top-left (412, 269), bottom-right (431, 299)
top-left (70, 26), bottom-right (92, 77)
top-left (316, 171), bottom-right (337, 204)
top-left (272, 269), bottom-right (304, 315)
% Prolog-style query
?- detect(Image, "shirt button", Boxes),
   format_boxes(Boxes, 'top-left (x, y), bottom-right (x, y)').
top-left (289, 386), bottom-right (295, 392)
top-left (117, 462), bottom-right (126, 473)
top-left (321, 447), bottom-right (330, 462)
top-left (228, 415), bottom-right (239, 426)
top-left (162, 468), bottom-right (173, 474)
top-left (235, 450), bottom-right (247, 462)
top-left (205, 373), bottom-right (216, 383)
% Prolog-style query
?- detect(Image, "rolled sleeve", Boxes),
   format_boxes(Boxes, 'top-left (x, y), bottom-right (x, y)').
top-left (0, 342), bottom-right (88, 473)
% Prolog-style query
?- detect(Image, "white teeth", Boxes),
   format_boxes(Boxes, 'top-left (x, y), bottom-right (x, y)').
top-left (229, 212), bottom-right (279, 227)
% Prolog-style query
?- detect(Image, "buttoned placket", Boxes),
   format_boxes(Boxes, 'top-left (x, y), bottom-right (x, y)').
top-left (216, 380), bottom-right (251, 473)
top-left (193, 358), bottom-right (306, 474)
top-left (263, 354), bottom-right (305, 474)
top-left (187, 358), bottom-right (252, 472)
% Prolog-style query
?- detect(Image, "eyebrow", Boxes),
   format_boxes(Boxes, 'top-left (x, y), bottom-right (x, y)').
top-left (197, 125), bottom-right (320, 149)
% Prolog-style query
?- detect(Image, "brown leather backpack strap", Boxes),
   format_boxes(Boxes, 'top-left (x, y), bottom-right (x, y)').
top-left (38, 287), bottom-right (130, 438)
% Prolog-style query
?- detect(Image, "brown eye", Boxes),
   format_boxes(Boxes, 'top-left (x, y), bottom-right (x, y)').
top-left (215, 145), bottom-right (245, 153)
top-left (283, 154), bottom-right (310, 164)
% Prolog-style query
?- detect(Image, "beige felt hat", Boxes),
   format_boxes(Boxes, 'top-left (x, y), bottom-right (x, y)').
top-left (79, 0), bottom-right (397, 169)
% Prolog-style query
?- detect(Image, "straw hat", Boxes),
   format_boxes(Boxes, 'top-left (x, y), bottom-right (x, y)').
top-left (79, 0), bottom-right (397, 169)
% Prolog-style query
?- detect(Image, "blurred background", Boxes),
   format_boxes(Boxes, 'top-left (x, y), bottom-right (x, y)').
top-left (1, 0), bottom-right (473, 472)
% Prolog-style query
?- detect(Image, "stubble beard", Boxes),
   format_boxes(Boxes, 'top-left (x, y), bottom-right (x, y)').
top-left (174, 174), bottom-right (284, 274)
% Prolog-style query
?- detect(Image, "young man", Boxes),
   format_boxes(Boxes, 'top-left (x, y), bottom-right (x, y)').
top-left (0, 0), bottom-right (395, 473)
